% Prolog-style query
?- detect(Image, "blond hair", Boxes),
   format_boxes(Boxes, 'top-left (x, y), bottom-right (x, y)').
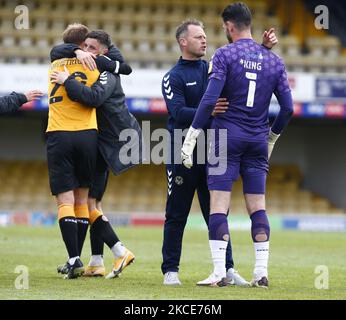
top-left (62, 23), bottom-right (90, 45)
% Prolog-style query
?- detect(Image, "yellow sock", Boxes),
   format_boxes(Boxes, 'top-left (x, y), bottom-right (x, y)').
top-left (58, 204), bottom-right (75, 220)
top-left (89, 209), bottom-right (103, 225)
top-left (74, 204), bottom-right (89, 219)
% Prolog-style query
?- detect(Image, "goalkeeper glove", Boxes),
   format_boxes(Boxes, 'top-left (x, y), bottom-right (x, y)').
top-left (181, 127), bottom-right (201, 169)
top-left (268, 129), bottom-right (280, 160)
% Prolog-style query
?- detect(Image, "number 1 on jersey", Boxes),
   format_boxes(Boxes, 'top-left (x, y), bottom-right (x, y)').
top-left (245, 72), bottom-right (257, 108)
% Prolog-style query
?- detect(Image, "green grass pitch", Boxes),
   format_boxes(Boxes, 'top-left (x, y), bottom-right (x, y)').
top-left (0, 226), bottom-right (345, 300)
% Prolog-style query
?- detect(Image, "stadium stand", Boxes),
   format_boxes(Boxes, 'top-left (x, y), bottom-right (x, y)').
top-left (0, 0), bottom-right (346, 71)
top-left (1, 0), bottom-right (345, 216)
top-left (0, 160), bottom-right (343, 214)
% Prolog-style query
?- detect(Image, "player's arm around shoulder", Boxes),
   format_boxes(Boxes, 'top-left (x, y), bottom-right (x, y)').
top-left (96, 55), bottom-right (132, 76)
top-left (98, 45), bottom-right (132, 75)
top-left (50, 66), bottom-right (116, 108)
top-left (50, 43), bottom-right (80, 62)
top-left (66, 70), bottom-right (116, 107)
top-left (50, 44), bottom-right (98, 70)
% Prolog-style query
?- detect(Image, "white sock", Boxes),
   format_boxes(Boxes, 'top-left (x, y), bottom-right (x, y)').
top-left (209, 240), bottom-right (227, 278)
top-left (111, 241), bottom-right (126, 258)
top-left (253, 241), bottom-right (269, 279)
top-left (89, 255), bottom-right (104, 267)
top-left (68, 256), bottom-right (79, 265)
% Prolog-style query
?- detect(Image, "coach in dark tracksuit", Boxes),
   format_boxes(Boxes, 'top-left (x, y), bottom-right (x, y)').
top-left (161, 57), bottom-right (238, 283)
top-left (63, 69), bottom-right (142, 177)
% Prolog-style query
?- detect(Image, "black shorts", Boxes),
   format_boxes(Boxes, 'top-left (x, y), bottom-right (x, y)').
top-left (46, 130), bottom-right (98, 195)
top-left (89, 150), bottom-right (109, 201)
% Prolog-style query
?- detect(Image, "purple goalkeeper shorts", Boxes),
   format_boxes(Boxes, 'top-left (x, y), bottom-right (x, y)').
top-left (207, 138), bottom-right (269, 194)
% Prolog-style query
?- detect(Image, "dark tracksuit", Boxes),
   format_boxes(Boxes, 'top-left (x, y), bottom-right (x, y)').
top-left (0, 92), bottom-right (27, 114)
top-left (63, 71), bottom-right (142, 182)
top-left (161, 58), bottom-right (234, 274)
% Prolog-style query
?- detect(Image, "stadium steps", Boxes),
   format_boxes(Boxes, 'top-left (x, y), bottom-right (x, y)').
top-left (1, 0), bottom-right (345, 70)
top-left (0, 160), bottom-right (343, 215)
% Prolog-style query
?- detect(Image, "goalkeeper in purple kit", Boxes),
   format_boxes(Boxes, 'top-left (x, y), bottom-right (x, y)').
top-left (182, 2), bottom-right (293, 288)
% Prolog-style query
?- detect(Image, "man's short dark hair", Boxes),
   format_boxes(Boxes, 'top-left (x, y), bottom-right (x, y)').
top-left (222, 2), bottom-right (252, 31)
top-left (62, 23), bottom-right (89, 45)
top-left (86, 30), bottom-right (112, 48)
top-left (175, 19), bottom-right (204, 42)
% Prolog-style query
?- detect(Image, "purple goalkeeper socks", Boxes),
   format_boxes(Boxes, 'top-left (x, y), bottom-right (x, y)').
top-left (250, 210), bottom-right (270, 242)
top-left (208, 213), bottom-right (229, 241)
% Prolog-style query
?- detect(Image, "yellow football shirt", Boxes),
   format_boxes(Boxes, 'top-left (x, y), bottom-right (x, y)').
top-left (46, 58), bottom-right (99, 132)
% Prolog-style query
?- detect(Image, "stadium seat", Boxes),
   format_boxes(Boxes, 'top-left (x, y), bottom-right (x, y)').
top-left (0, 18), bottom-right (14, 33)
top-left (1, 35), bottom-right (16, 48)
top-left (0, 160), bottom-right (342, 215)
top-left (280, 35), bottom-right (301, 56)
top-left (307, 36), bottom-right (341, 58)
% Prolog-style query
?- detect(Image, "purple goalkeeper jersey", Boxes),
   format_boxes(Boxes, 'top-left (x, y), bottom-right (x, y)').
top-left (205, 38), bottom-right (291, 142)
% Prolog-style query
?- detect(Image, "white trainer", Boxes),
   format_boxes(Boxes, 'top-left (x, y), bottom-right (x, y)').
top-left (163, 272), bottom-right (182, 286)
top-left (226, 268), bottom-right (250, 287)
top-left (197, 273), bottom-right (228, 287)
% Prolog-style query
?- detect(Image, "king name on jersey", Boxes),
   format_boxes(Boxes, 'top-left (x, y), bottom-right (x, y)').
top-left (240, 51), bottom-right (263, 71)
top-left (240, 58), bottom-right (262, 71)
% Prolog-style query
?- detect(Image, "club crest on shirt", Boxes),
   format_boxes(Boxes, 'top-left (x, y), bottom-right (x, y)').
top-left (208, 61), bottom-right (213, 74)
top-left (175, 176), bottom-right (184, 185)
